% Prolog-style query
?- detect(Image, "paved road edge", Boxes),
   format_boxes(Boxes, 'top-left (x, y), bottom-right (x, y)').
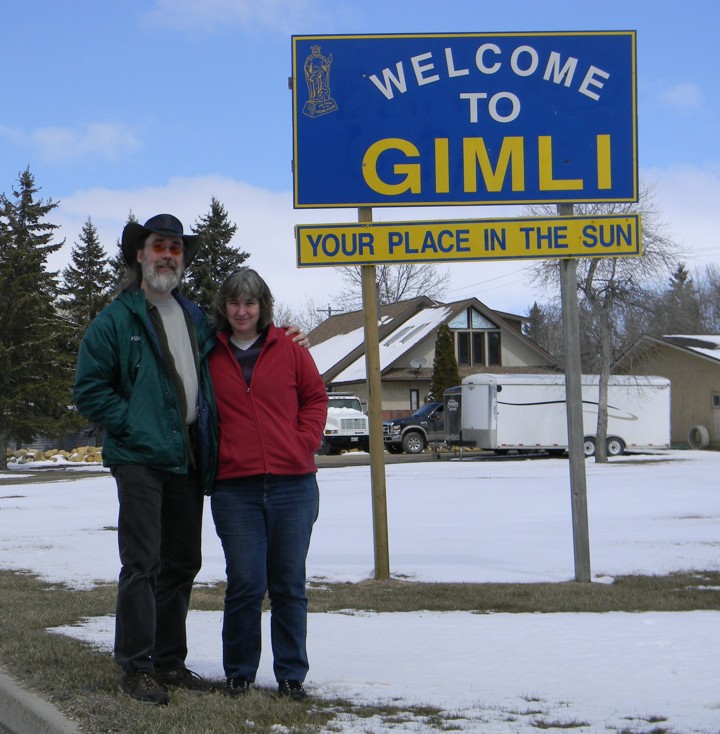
top-left (0, 667), bottom-right (80, 734)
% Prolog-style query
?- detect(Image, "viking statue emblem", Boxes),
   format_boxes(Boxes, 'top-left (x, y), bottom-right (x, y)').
top-left (302, 45), bottom-right (338, 118)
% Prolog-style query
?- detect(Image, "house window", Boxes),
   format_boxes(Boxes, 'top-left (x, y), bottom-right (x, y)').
top-left (457, 332), bottom-right (470, 365)
top-left (472, 332), bottom-right (485, 365)
top-left (713, 394), bottom-right (720, 408)
top-left (449, 308), bottom-right (502, 367)
top-left (488, 331), bottom-right (501, 365)
top-left (410, 389), bottom-right (419, 411)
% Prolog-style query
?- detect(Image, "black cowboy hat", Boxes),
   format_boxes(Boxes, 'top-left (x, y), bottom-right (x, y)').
top-left (121, 214), bottom-right (201, 266)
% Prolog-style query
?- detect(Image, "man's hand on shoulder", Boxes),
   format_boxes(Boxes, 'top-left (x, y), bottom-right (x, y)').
top-left (282, 324), bottom-right (310, 349)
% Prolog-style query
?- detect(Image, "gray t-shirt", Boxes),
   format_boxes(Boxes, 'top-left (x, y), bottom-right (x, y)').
top-left (148, 296), bottom-right (198, 424)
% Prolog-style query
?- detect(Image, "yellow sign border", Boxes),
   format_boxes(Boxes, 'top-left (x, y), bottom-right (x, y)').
top-left (295, 214), bottom-right (642, 267)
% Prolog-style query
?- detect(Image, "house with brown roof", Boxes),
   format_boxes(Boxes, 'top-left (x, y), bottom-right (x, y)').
top-left (615, 335), bottom-right (720, 449)
top-left (308, 296), bottom-right (558, 419)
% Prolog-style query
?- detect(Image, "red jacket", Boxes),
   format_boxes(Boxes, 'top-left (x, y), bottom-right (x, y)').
top-left (209, 325), bottom-right (328, 481)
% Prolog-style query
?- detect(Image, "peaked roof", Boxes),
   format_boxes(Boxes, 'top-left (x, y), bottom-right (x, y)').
top-left (308, 295), bottom-right (556, 383)
top-left (332, 303), bottom-right (454, 383)
top-left (308, 296), bottom-right (437, 381)
top-left (640, 335), bottom-right (720, 364)
top-left (306, 296), bottom-right (435, 348)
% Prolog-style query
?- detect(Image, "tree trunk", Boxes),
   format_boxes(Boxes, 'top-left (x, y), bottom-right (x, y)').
top-left (0, 430), bottom-right (9, 470)
top-left (594, 309), bottom-right (613, 463)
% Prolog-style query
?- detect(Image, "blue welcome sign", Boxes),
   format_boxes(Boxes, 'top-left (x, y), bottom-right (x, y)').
top-left (291, 32), bottom-right (637, 208)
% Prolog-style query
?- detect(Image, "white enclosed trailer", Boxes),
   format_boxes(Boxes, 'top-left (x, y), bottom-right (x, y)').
top-left (446, 373), bottom-right (671, 456)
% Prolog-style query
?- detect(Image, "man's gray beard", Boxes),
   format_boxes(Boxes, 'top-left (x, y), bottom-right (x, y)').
top-left (143, 262), bottom-right (183, 293)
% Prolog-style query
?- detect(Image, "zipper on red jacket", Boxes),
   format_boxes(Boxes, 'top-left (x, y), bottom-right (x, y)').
top-left (225, 333), bottom-right (271, 473)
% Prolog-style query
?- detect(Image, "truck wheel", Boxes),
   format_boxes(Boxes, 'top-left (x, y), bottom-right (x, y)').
top-left (317, 439), bottom-right (339, 456)
top-left (606, 436), bottom-right (625, 456)
top-left (583, 437), bottom-right (596, 457)
top-left (402, 431), bottom-right (426, 454)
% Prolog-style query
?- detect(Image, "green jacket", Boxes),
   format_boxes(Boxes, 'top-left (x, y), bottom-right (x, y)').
top-left (73, 287), bottom-right (218, 493)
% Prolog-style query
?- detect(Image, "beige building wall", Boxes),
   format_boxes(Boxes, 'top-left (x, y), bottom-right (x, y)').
top-left (329, 380), bottom-right (424, 419)
top-left (501, 330), bottom-right (554, 367)
top-left (621, 345), bottom-right (719, 448)
top-left (380, 381), bottom-right (421, 416)
top-left (401, 343), bottom-right (437, 370)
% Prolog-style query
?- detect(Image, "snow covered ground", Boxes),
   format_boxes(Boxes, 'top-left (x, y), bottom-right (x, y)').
top-left (2, 450), bottom-right (720, 732)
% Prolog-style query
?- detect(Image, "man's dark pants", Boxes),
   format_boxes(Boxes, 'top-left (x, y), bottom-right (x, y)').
top-left (111, 464), bottom-right (203, 673)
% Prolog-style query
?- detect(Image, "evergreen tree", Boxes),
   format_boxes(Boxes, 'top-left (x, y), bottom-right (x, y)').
top-left (59, 217), bottom-right (114, 344)
top-left (428, 323), bottom-right (461, 402)
top-left (0, 168), bottom-right (79, 467)
top-left (107, 211), bottom-right (138, 291)
top-left (524, 301), bottom-right (559, 351)
top-left (523, 302), bottom-right (544, 341)
top-left (648, 262), bottom-right (704, 335)
top-left (522, 301), bottom-right (565, 361)
top-left (182, 197), bottom-right (249, 312)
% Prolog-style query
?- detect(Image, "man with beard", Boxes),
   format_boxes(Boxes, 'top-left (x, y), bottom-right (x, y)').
top-left (73, 214), bottom-right (306, 705)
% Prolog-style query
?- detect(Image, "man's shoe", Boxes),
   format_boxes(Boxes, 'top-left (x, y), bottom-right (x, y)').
top-left (225, 677), bottom-right (251, 697)
top-left (119, 671), bottom-right (170, 705)
top-left (277, 679), bottom-right (307, 700)
top-left (155, 666), bottom-right (212, 693)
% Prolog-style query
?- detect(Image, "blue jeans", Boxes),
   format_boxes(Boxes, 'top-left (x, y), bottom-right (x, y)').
top-left (112, 464), bottom-right (203, 673)
top-left (211, 473), bottom-right (319, 682)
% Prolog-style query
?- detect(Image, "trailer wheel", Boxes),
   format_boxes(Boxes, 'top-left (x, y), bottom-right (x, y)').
top-left (402, 431), bottom-right (426, 454)
top-left (606, 436), bottom-right (626, 456)
top-left (583, 437), bottom-right (596, 457)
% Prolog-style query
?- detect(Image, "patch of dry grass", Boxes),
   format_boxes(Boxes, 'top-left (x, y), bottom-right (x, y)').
top-left (1, 569), bottom-right (718, 733)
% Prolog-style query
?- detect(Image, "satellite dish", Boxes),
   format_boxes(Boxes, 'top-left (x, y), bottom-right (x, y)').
top-left (410, 358), bottom-right (426, 369)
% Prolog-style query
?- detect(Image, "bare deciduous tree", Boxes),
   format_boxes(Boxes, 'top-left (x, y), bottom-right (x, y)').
top-left (527, 182), bottom-right (679, 462)
top-left (333, 263), bottom-right (450, 311)
top-left (695, 263), bottom-right (720, 332)
top-left (274, 296), bottom-right (328, 334)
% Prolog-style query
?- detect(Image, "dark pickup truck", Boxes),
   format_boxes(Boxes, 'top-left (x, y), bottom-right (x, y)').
top-left (382, 401), bottom-right (445, 454)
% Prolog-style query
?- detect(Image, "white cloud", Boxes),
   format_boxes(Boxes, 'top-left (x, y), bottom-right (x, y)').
top-left (659, 83), bottom-right (702, 112)
top-left (47, 163), bottom-right (720, 315)
top-left (48, 175), bottom-right (546, 315)
top-left (643, 164), bottom-right (720, 267)
top-left (48, 175), bottom-right (353, 306)
top-left (0, 123), bottom-right (141, 163)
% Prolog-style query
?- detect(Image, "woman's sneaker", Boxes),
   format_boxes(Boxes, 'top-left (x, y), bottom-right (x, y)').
top-left (278, 679), bottom-right (307, 700)
top-left (225, 677), bottom-right (251, 697)
top-left (119, 671), bottom-right (170, 705)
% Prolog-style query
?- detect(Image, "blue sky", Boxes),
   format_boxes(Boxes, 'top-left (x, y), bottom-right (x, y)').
top-left (2, 0), bottom-right (719, 315)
